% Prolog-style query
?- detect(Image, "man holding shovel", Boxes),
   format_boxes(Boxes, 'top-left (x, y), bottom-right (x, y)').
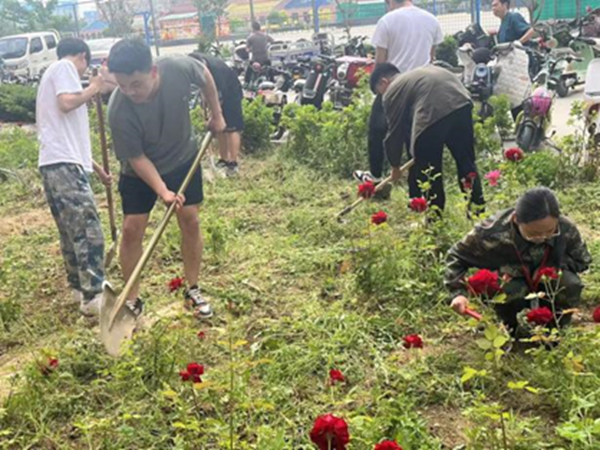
top-left (107, 39), bottom-right (225, 319)
top-left (37, 37), bottom-right (109, 316)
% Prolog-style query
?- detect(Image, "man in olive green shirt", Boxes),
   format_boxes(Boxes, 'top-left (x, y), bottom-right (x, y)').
top-left (372, 63), bottom-right (484, 212)
top-left (107, 39), bottom-right (226, 320)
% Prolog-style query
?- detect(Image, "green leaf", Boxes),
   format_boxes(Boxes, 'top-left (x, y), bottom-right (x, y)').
top-left (493, 335), bottom-right (508, 348)
top-left (476, 338), bottom-right (492, 350)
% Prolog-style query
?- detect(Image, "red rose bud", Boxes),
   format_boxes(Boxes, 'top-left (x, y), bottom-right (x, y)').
top-left (358, 181), bottom-right (376, 199)
top-left (310, 413), bottom-right (350, 450)
top-left (462, 172), bottom-right (477, 190)
top-left (538, 267), bottom-right (559, 280)
top-left (329, 369), bottom-right (345, 384)
top-left (168, 277), bottom-right (185, 292)
top-left (526, 307), bottom-right (554, 325)
top-left (402, 334), bottom-right (423, 349)
top-left (504, 147), bottom-right (525, 162)
top-left (197, 330), bottom-right (206, 340)
top-left (409, 197), bottom-right (428, 213)
top-left (467, 269), bottom-right (501, 297)
top-left (592, 306), bottom-right (600, 323)
top-left (49, 358), bottom-right (59, 369)
top-left (374, 441), bottom-right (403, 450)
top-left (371, 210), bottom-right (388, 225)
top-left (179, 370), bottom-right (191, 382)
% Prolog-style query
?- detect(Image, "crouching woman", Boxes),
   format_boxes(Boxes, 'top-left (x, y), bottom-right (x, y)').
top-left (444, 187), bottom-right (591, 333)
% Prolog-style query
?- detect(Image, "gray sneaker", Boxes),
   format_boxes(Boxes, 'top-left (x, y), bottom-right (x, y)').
top-left (184, 287), bottom-right (213, 319)
top-left (226, 162), bottom-right (239, 177)
top-left (80, 293), bottom-right (103, 317)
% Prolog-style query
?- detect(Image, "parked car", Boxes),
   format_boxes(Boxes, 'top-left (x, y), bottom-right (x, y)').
top-left (87, 38), bottom-right (120, 67)
top-left (0, 31), bottom-right (59, 78)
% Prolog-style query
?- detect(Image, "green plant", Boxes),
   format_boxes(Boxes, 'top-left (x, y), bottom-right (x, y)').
top-left (435, 35), bottom-right (458, 67)
top-left (0, 84), bottom-right (37, 123)
top-left (241, 99), bottom-right (272, 154)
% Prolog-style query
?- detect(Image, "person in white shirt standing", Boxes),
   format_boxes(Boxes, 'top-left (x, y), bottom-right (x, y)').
top-left (37, 37), bottom-right (109, 316)
top-left (353, 0), bottom-right (443, 197)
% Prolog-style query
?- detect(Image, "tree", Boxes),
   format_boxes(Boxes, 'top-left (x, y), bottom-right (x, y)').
top-left (194, 0), bottom-right (227, 39)
top-left (96, 0), bottom-right (136, 37)
top-left (0, 0), bottom-right (77, 37)
top-left (334, 0), bottom-right (357, 39)
top-left (267, 10), bottom-right (287, 27)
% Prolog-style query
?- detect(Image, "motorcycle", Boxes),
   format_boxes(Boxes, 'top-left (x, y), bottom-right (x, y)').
top-left (545, 15), bottom-right (600, 97)
top-left (584, 58), bottom-right (600, 151)
top-left (458, 42), bottom-right (532, 120)
top-left (514, 87), bottom-right (554, 152)
top-left (299, 55), bottom-right (336, 108)
top-left (328, 55), bottom-right (374, 109)
top-left (244, 68), bottom-right (292, 141)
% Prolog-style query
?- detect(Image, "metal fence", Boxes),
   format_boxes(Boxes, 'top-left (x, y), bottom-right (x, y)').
top-left (260, 0), bottom-right (599, 40)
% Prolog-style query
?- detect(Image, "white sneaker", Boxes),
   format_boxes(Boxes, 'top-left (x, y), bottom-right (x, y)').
top-left (80, 293), bottom-right (103, 317)
top-left (72, 289), bottom-right (84, 304)
top-left (352, 170), bottom-right (381, 184)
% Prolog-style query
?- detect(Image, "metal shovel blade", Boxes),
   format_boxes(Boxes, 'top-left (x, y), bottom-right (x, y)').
top-left (100, 282), bottom-right (137, 357)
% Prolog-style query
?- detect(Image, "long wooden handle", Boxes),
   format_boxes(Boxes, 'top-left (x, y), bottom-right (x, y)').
top-left (94, 93), bottom-right (118, 242)
top-left (108, 132), bottom-right (213, 329)
top-left (336, 159), bottom-right (415, 219)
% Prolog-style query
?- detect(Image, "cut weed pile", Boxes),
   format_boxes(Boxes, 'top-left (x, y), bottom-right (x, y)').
top-left (0, 110), bottom-right (599, 449)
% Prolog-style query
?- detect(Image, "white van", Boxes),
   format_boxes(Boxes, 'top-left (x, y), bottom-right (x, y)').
top-left (0, 32), bottom-right (60, 78)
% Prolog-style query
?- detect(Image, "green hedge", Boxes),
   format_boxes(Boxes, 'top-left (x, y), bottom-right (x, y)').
top-left (0, 84), bottom-right (37, 123)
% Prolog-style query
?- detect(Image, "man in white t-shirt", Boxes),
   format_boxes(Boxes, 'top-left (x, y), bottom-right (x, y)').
top-left (37, 37), bottom-right (108, 316)
top-left (353, 0), bottom-right (443, 196)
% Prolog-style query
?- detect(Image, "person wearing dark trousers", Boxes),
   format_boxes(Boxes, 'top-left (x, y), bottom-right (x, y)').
top-left (353, 0), bottom-right (443, 197)
top-left (189, 52), bottom-right (244, 177)
top-left (372, 63), bottom-right (485, 212)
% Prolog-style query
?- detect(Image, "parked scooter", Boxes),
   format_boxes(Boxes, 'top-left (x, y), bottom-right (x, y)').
top-left (299, 55), bottom-right (336, 108)
top-left (458, 42), bottom-right (531, 120)
top-left (584, 58), bottom-right (600, 150)
top-left (328, 55), bottom-right (374, 109)
top-left (515, 87), bottom-right (554, 152)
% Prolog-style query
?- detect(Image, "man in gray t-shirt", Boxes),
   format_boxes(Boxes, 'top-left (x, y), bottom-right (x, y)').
top-left (107, 39), bottom-right (226, 320)
top-left (246, 21), bottom-right (274, 64)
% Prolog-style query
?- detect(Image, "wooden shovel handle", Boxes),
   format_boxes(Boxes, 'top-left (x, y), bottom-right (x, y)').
top-left (336, 159), bottom-right (415, 219)
top-left (108, 132), bottom-right (213, 329)
top-left (464, 308), bottom-right (482, 321)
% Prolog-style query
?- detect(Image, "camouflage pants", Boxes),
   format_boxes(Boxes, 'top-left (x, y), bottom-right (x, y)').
top-left (495, 270), bottom-right (583, 330)
top-left (40, 163), bottom-right (105, 301)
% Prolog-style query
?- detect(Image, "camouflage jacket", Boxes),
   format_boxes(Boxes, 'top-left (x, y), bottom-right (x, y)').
top-left (444, 208), bottom-right (592, 300)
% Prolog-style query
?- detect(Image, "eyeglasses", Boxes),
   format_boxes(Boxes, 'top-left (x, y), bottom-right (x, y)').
top-left (519, 228), bottom-right (561, 244)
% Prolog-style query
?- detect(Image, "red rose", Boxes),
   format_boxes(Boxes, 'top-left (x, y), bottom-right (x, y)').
top-left (179, 370), bottom-right (191, 381)
top-left (462, 172), bottom-right (478, 190)
top-left (409, 197), bottom-right (428, 213)
top-left (371, 210), bottom-right (388, 225)
top-left (402, 334), bottom-right (423, 349)
top-left (374, 441), bottom-right (403, 450)
top-left (180, 362), bottom-right (204, 383)
top-left (49, 358), bottom-right (59, 369)
top-left (310, 413), bottom-right (350, 450)
top-left (526, 307), bottom-right (554, 325)
top-left (504, 147), bottom-right (525, 162)
top-left (538, 267), bottom-right (559, 280)
top-left (467, 269), bottom-right (501, 297)
top-left (593, 306), bottom-right (600, 323)
top-left (329, 369), bottom-right (345, 384)
top-left (197, 330), bottom-right (206, 340)
top-left (40, 357), bottom-right (59, 376)
top-left (168, 277), bottom-right (185, 292)
top-left (358, 181), bottom-right (376, 199)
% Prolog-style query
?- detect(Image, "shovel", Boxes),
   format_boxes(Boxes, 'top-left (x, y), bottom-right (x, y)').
top-left (336, 159), bottom-right (415, 221)
top-left (100, 132), bottom-right (213, 356)
top-left (94, 92), bottom-right (119, 267)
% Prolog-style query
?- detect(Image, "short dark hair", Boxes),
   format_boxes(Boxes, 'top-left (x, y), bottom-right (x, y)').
top-left (498, 0), bottom-right (510, 5)
top-left (252, 21), bottom-right (261, 31)
top-left (369, 62), bottom-right (400, 93)
top-left (57, 38), bottom-right (91, 65)
top-left (515, 187), bottom-right (560, 224)
top-left (108, 39), bottom-right (153, 75)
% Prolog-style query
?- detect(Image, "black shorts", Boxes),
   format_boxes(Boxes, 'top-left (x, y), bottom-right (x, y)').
top-left (118, 158), bottom-right (203, 215)
top-left (219, 71), bottom-right (244, 132)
